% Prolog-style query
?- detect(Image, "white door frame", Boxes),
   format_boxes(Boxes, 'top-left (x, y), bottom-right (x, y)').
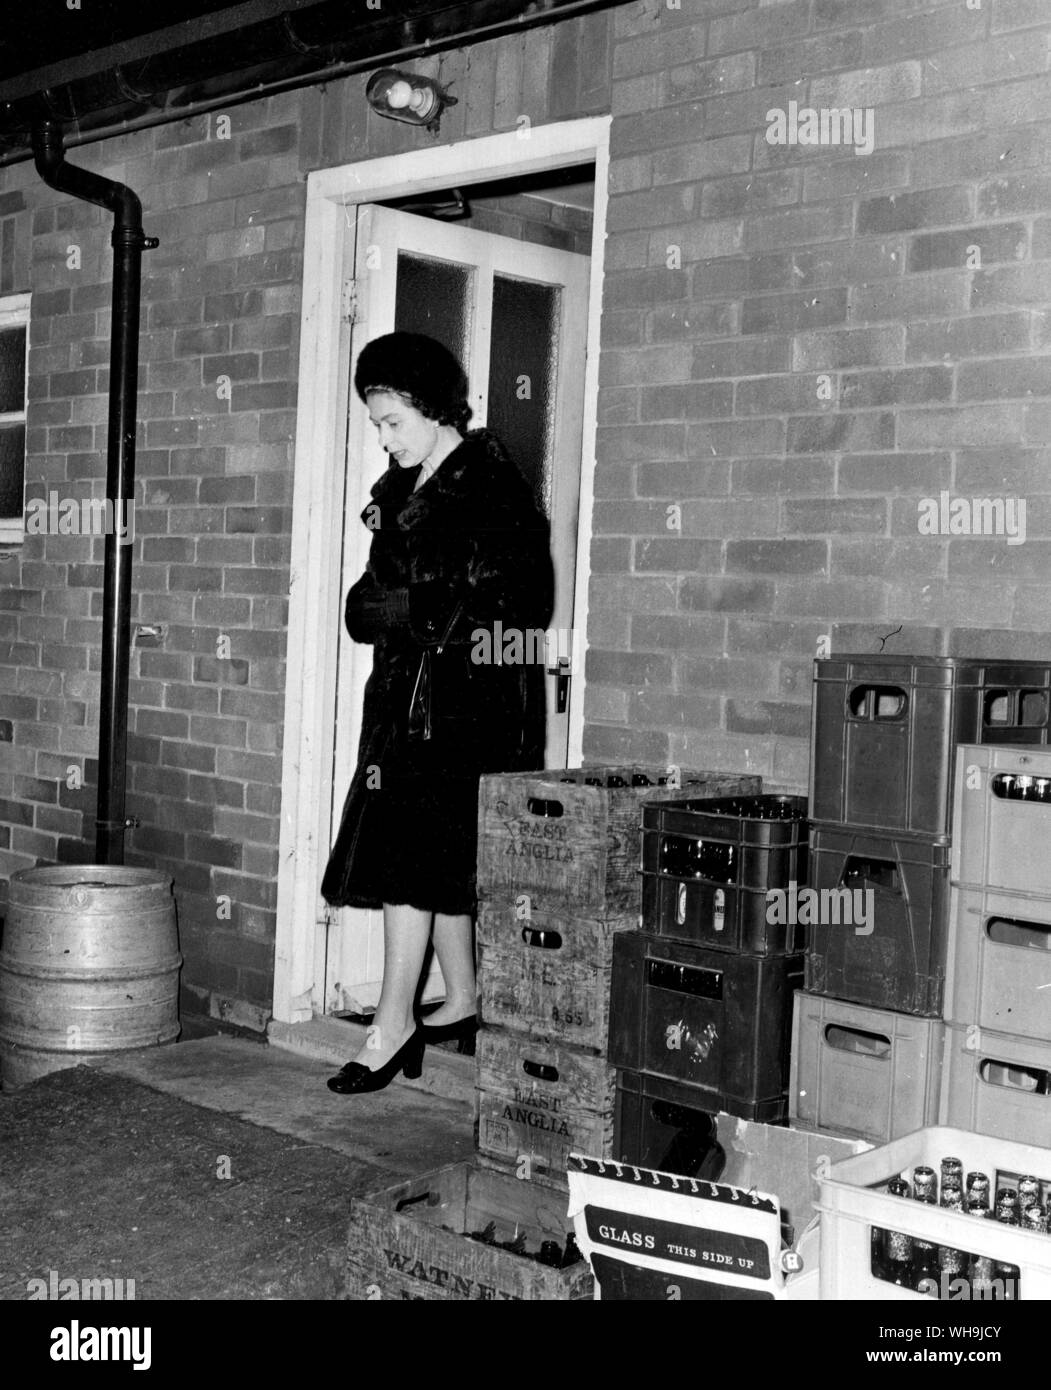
top-left (272, 116), bottom-right (610, 1025)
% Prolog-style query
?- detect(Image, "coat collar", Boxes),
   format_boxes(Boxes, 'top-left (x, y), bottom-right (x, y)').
top-left (362, 428), bottom-right (513, 530)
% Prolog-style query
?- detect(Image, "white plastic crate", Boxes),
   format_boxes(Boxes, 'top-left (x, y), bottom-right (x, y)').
top-left (940, 1022), bottom-right (1051, 1147)
top-left (943, 884), bottom-right (1051, 1037)
top-left (952, 744), bottom-right (1051, 895)
top-left (818, 1126), bottom-right (1051, 1301)
top-left (790, 991), bottom-right (944, 1144)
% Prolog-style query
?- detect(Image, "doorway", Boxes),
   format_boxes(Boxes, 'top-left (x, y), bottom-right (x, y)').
top-left (325, 194), bottom-right (590, 1016)
top-left (272, 118), bottom-right (610, 1036)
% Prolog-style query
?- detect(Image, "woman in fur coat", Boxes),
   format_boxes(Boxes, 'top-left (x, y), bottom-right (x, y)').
top-left (322, 331), bottom-right (554, 1094)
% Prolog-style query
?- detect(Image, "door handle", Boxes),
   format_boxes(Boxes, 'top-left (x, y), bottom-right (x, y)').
top-left (546, 656), bottom-right (571, 714)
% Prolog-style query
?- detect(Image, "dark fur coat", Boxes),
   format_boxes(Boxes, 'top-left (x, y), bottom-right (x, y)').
top-left (321, 428), bottom-right (555, 914)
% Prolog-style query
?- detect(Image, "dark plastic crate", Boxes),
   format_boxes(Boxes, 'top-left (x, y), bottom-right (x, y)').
top-left (608, 931), bottom-right (803, 1115)
top-left (613, 1068), bottom-right (788, 1179)
top-left (804, 826), bottom-right (952, 1018)
top-left (809, 655), bottom-right (1051, 841)
top-left (640, 794), bottom-right (808, 953)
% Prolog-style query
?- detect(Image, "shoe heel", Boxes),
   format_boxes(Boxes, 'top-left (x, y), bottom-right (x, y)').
top-left (403, 1041), bottom-right (424, 1081)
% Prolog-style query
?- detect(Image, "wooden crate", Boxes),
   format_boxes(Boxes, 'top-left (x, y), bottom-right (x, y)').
top-left (345, 1159), bottom-right (593, 1300)
top-left (476, 766), bottom-right (762, 915)
top-left (477, 899), bottom-right (636, 1052)
top-left (476, 1026), bottom-right (616, 1183)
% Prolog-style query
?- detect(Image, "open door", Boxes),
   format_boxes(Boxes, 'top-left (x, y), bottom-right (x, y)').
top-left (321, 204), bottom-right (590, 1016)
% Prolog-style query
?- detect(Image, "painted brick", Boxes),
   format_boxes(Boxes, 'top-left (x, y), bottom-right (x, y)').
top-left (924, 34), bottom-right (1051, 97)
top-left (686, 418), bottom-right (786, 457)
top-left (646, 301), bottom-right (739, 343)
top-left (838, 452), bottom-right (952, 495)
top-left (693, 337), bottom-right (794, 379)
top-left (612, 18), bottom-right (708, 78)
top-left (653, 134), bottom-right (752, 186)
top-left (957, 358), bottom-right (1051, 402)
top-left (786, 412), bottom-right (895, 454)
top-left (700, 168), bottom-right (800, 219)
top-left (858, 187), bottom-right (973, 234)
top-left (759, 27), bottom-right (865, 85)
top-left (793, 326), bottom-right (904, 370)
top-left (681, 498), bottom-right (780, 538)
top-left (808, 61), bottom-right (923, 107)
top-left (726, 540), bottom-right (829, 576)
top-left (906, 311), bottom-right (1035, 363)
top-left (979, 173), bottom-right (1051, 218)
top-left (840, 366), bottom-right (953, 407)
top-left (744, 202), bottom-right (854, 251)
top-left (727, 700), bottom-right (810, 738)
top-left (633, 539), bottom-right (724, 574)
top-left (898, 404), bottom-right (1024, 448)
top-left (635, 461), bottom-right (730, 498)
top-left (586, 650), bottom-right (675, 686)
top-left (681, 576), bottom-right (776, 613)
top-left (741, 287), bottom-right (848, 335)
top-left (735, 374), bottom-right (835, 415)
top-left (632, 614), bottom-right (726, 655)
top-left (732, 458), bottom-right (836, 496)
top-left (972, 263), bottom-right (1051, 310)
top-left (781, 498), bottom-right (887, 534)
top-left (663, 51), bottom-right (756, 105)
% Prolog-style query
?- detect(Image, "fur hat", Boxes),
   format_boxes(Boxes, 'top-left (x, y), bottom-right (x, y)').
top-left (354, 332), bottom-right (472, 432)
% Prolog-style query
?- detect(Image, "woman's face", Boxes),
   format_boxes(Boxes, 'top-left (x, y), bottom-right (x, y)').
top-left (366, 391), bottom-right (440, 469)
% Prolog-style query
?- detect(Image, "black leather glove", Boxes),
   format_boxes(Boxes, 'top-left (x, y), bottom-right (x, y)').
top-left (408, 580), bottom-right (463, 644)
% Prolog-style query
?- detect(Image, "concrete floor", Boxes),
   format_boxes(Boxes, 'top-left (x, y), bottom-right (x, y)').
top-left (95, 1033), bottom-right (476, 1172)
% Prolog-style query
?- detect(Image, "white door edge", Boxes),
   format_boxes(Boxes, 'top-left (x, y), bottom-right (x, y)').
top-left (273, 115), bottom-right (610, 1024)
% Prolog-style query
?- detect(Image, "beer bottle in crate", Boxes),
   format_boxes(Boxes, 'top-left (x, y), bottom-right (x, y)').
top-left (911, 1166), bottom-right (940, 1295)
top-left (940, 1156), bottom-right (963, 1196)
top-left (966, 1171), bottom-right (990, 1211)
top-left (1022, 1204), bottom-right (1048, 1235)
top-left (938, 1185), bottom-right (969, 1293)
top-left (969, 1209), bottom-right (999, 1301)
top-left (994, 1193), bottom-right (1022, 1299)
top-left (875, 1178), bottom-right (914, 1286)
top-left (1018, 1176), bottom-right (1041, 1213)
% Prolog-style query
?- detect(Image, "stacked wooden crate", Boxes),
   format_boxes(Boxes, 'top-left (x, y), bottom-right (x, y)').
top-left (474, 765), bottom-right (762, 1185)
top-left (345, 763), bottom-right (759, 1300)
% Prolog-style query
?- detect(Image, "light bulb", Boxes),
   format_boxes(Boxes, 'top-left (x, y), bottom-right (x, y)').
top-left (386, 80), bottom-right (414, 110)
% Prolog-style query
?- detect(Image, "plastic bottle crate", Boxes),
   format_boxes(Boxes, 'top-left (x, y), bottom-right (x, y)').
top-left (939, 1022), bottom-right (1051, 1148)
top-left (639, 794), bottom-right (809, 954)
top-left (804, 825), bottom-right (951, 1017)
top-left (817, 1126), bottom-right (1051, 1300)
top-left (345, 1157), bottom-right (594, 1300)
top-left (809, 655), bottom-right (1051, 841)
top-left (476, 900), bottom-right (636, 1053)
top-left (614, 1068), bottom-right (789, 1181)
top-left (475, 1025), bottom-right (616, 1185)
top-left (943, 883), bottom-right (1051, 1037)
top-left (952, 743), bottom-right (1051, 896)
top-left (789, 991), bottom-right (944, 1145)
top-left (476, 766), bottom-right (761, 916)
top-left (608, 931), bottom-right (803, 1117)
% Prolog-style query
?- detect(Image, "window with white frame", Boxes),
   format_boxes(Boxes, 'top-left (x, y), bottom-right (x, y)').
top-left (0, 292), bottom-right (29, 544)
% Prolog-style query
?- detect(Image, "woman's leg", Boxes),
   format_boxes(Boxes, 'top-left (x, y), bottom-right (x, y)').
top-left (353, 903), bottom-right (433, 1069)
top-left (425, 912), bottom-right (476, 1027)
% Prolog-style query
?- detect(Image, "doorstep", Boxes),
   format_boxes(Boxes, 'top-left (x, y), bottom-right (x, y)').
top-left (266, 1015), bottom-right (475, 1106)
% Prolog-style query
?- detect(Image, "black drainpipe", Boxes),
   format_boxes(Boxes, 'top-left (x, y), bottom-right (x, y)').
top-left (31, 120), bottom-right (158, 866)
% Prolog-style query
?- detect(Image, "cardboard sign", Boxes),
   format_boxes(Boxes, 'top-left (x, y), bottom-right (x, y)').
top-left (567, 1153), bottom-right (788, 1301)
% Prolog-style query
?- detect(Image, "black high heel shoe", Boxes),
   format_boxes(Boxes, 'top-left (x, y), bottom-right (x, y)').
top-left (417, 1013), bottom-right (479, 1044)
top-left (326, 1028), bottom-right (425, 1094)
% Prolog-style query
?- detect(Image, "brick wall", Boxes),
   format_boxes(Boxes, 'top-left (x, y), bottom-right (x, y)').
top-left (5, 0), bottom-right (1051, 1034)
top-left (0, 12), bottom-right (613, 1035)
top-left (586, 0), bottom-right (1051, 791)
